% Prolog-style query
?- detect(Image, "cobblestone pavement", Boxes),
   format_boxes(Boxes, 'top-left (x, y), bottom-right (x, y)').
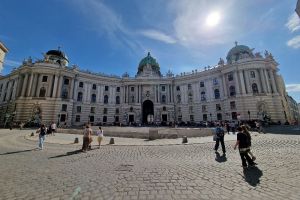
top-left (0, 129), bottom-right (300, 200)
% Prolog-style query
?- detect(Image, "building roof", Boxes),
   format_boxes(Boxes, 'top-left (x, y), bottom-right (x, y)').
top-left (0, 41), bottom-right (9, 53)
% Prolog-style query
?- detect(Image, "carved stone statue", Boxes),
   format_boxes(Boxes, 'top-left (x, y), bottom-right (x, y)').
top-left (218, 58), bottom-right (224, 65)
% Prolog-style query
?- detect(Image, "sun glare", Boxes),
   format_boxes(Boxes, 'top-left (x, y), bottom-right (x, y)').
top-left (206, 12), bottom-right (220, 27)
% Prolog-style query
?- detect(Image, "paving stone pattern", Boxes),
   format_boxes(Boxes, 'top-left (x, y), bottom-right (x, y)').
top-left (0, 129), bottom-right (300, 200)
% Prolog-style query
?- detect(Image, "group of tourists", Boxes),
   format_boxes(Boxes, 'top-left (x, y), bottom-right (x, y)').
top-left (214, 124), bottom-right (257, 169)
top-left (35, 122), bottom-right (56, 150)
top-left (81, 125), bottom-right (104, 152)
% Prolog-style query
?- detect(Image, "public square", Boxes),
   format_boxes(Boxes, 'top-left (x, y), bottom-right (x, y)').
top-left (0, 127), bottom-right (300, 200)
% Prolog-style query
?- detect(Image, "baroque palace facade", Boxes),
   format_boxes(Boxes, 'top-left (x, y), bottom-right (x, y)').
top-left (0, 43), bottom-right (292, 127)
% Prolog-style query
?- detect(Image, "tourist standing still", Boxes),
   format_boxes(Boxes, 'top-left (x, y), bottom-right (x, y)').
top-left (97, 126), bottom-right (104, 148)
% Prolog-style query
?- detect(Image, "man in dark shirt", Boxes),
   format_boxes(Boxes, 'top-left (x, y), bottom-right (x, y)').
top-left (234, 127), bottom-right (255, 169)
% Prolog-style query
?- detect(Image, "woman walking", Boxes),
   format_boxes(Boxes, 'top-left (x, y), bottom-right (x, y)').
top-left (36, 124), bottom-right (47, 150)
top-left (82, 124), bottom-right (92, 152)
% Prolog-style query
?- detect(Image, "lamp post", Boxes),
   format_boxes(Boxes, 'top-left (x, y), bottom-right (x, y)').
top-left (248, 110), bottom-right (250, 121)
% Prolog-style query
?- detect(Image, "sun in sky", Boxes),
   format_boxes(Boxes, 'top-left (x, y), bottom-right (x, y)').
top-left (205, 11), bottom-right (221, 27)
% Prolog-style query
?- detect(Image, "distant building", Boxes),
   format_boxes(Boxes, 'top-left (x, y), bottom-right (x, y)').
top-left (0, 41), bottom-right (9, 72)
top-left (286, 95), bottom-right (300, 124)
top-left (0, 43), bottom-right (292, 127)
top-left (296, 0), bottom-right (300, 18)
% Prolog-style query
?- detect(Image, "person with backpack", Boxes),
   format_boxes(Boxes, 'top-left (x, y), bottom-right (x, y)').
top-left (36, 124), bottom-right (47, 150)
top-left (241, 125), bottom-right (256, 161)
top-left (214, 124), bottom-right (226, 155)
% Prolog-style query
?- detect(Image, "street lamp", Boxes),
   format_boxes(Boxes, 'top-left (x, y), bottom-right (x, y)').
top-left (248, 110), bottom-right (250, 121)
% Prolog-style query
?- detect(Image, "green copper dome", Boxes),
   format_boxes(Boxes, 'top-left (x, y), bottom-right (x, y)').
top-left (138, 52), bottom-right (160, 74)
top-left (226, 42), bottom-right (253, 64)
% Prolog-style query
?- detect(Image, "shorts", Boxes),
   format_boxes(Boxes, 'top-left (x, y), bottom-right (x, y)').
top-left (97, 136), bottom-right (103, 143)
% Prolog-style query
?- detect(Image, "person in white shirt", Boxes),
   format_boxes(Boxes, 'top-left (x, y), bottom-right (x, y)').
top-left (97, 126), bottom-right (104, 148)
top-left (51, 122), bottom-right (57, 136)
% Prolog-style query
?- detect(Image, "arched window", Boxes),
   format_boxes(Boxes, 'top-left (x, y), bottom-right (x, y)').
top-left (39, 87), bottom-right (46, 97)
top-left (177, 95), bottom-right (181, 103)
top-left (214, 89), bottom-right (220, 99)
top-left (201, 91), bottom-right (206, 101)
top-left (252, 83), bottom-right (259, 94)
top-left (229, 86), bottom-right (236, 96)
top-left (91, 94), bottom-right (96, 103)
top-left (116, 96), bottom-right (120, 104)
top-left (77, 92), bottom-right (83, 102)
top-left (104, 95), bottom-right (109, 104)
top-left (162, 95), bottom-right (166, 103)
top-left (61, 89), bottom-right (68, 99)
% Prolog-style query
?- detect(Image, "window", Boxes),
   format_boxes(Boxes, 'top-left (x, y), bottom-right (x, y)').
top-left (91, 107), bottom-right (95, 113)
top-left (214, 89), bottom-right (220, 99)
top-left (77, 106), bottom-right (81, 113)
top-left (91, 94), bottom-right (96, 103)
top-left (189, 106), bottom-right (193, 113)
top-left (64, 78), bottom-right (69, 85)
top-left (163, 106), bottom-right (166, 111)
top-left (188, 93), bottom-right (193, 103)
top-left (77, 92), bottom-right (83, 102)
top-left (190, 115), bottom-right (194, 122)
top-left (130, 107), bottom-right (133, 112)
top-left (162, 95), bottom-right (166, 103)
top-left (42, 76), bottom-right (48, 82)
top-left (202, 105), bottom-right (207, 112)
top-left (188, 84), bottom-right (192, 90)
top-left (217, 113), bottom-right (222, 120)
top-left (201, 91), bottom-right (206, 101)
top-left (116, 87), bottom-right (120, 92)
top-left (116, 96), bottom-right (120, 104)
top-left (161, 86), bottom-right (165, 91)
top-left (75, 115), bottom-right (80, 122)
top-left (232, 112), bottom-right (237, 120)
top-left (131, 87), bottom-right (134, 92)
top-left (79, 82), bottom-right (84, 88)
top-left (104, 95), bottom-right (108, 104)
top-left (176, 86), bottom-right (180, 91)
top-left (131, 96), bottom-right (135, 103)
top-left (61, 89), bottom-right (68, 99)
top-left (228, 73), bottom-right (233, 81)
top-left (178, 115), bottom-right (182, 122)
top-left (115, 116), bottom-right (119, 122)
top-left (103, 116), bottom-right (107, 123)
top-left (89, 116), bottom-right (94, 123)
top-left (177, 107), bottom-right (181, 113)
top-left (230, 101), bottom-right (236, 109)
top-left (229, 86), bottom-right (236, 96)
top-left (92, 84), bottom-right (96, 90)
top-left (252, 83), bottom-right (259, 94)
top-left (200, 81), bottom-right (204, 87)
top-left (115, 108), bottom-right (119, 114)
top-left (39, 87), bottom-right (46, 97)
top-left (203, 114), bottom-right (208, 121)
top-left (216, 104), bottom-right (221, 111)
top-left (61, 104), bottom-right (67, 111)
top-left (177, 95), bottom-right (181, 103)
top-left (103, 108), bottom-right (107, 114)
top-left (105, 86), bottom-right (109, 91)
top-left (250, 71), bottom-right (255, 78)
top-left (213, 78), bottom-right (218, 85)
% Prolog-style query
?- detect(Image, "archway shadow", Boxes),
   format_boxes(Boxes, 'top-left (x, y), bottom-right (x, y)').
top-left (215, 152), bottom-right (227, 163)
top-left (243, 166), bottom-right (263, 187)
top-left (0, 148), bottom-right (36, 156)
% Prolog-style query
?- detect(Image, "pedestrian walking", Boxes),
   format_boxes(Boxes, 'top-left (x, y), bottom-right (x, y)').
top-left (36, 124), bottom-right (47, 150)
top-left (234, 126), bottom-right (256, 169)
top-left (51, 122), bottom-right (56, 136)
top-left (97, 126), bottom-right (104, 148)
top-left (82, 124), bottom-right (92, 152)
top-left (214, 124), bottom-right (226, 155)
top-left (225, 122), bottom-right (230, 134)
top-left (241, 125), bottom-right (256, 161)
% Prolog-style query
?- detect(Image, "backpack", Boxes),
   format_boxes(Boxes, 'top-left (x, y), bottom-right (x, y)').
top-left (40, 127), bottom-right (46, 136)
top-left (216, 127), bottom-right (224, 138)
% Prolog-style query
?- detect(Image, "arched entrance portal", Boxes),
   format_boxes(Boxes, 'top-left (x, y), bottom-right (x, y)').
top-left (142, 100), bottom-right (154, 124)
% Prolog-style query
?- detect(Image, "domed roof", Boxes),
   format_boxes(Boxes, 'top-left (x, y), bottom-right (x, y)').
top-left (226, 42), bottom-right (253, 63)
top-left (138, 52), bottom-right (159, 70)
top-left (46, 49), bottom-right (69, 61)
top-left (137, 52), bottom-right (161, 77)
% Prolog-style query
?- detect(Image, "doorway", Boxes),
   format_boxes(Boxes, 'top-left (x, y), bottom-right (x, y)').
top-left (142, 100), bottom-right (154, 123)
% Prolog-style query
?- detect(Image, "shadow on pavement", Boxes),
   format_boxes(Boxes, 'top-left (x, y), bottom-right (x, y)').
top-left (215, 152), bottom-right (227, 163)
top-left (243, 166), bottom-right (263, 187)
top-left (48, 147), bottom-right (99, 159)
top-left (0, 148), bottom-right (36, 156)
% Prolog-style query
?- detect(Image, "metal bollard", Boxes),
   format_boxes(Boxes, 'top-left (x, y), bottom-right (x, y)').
top-left (31, 132), bottom-right (34, 136)
top-left (74, 137), bottom-right (79, 143)
top-left (109, 138), bottom-right (115, 145)
top-left (182, 136), bottom-right (188, 144)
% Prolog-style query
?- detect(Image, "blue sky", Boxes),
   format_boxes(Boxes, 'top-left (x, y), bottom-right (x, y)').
top-left (0, 0), bottom-right (300, 102)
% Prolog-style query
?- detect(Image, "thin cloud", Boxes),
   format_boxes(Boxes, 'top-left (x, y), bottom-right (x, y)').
top-left (287, 35), bottom-right (300, 48)
top-left (285, 13), bottom-right (300, 33)
top-left (139, 30), bottom-right (177, 44)
top-left (4, 59), bottom-right (21, 67)
top-left (286, 84), bottom-right (300, 92)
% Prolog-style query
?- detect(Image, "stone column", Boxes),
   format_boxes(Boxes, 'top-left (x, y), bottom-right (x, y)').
top-left (21, 73), bottom-right (29, 97)
top-left (234, 71), bottom-right (240, 95)
top-left (244, 71), bottom-right (250, 94)
top-left (26, 73), bottom-right (34, 97)
top-left (11, 79), bottom-right (18, 100)
top-left (259, 69), bottom-right (267, 93)
top-left (239, 70), bottom-right (246, 94)
top-left (51, 75), bottom-right (58, 98)
top-left (46, 75), bottom-right (54, 97)
top-left (270, 70), bottom-right (278, 93)
top-left (56, 75), bottom-right (63, 98)
top-left (263, 69), bottom-right (271, 93)
top-left (96, 84), bottom-right (100, 103)
top-left (70, 78), bottom-right (75, 99)
top-left (222, 75), bottom-right (227, 97)
top-left (100, 85), bottom-right (104, 103)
